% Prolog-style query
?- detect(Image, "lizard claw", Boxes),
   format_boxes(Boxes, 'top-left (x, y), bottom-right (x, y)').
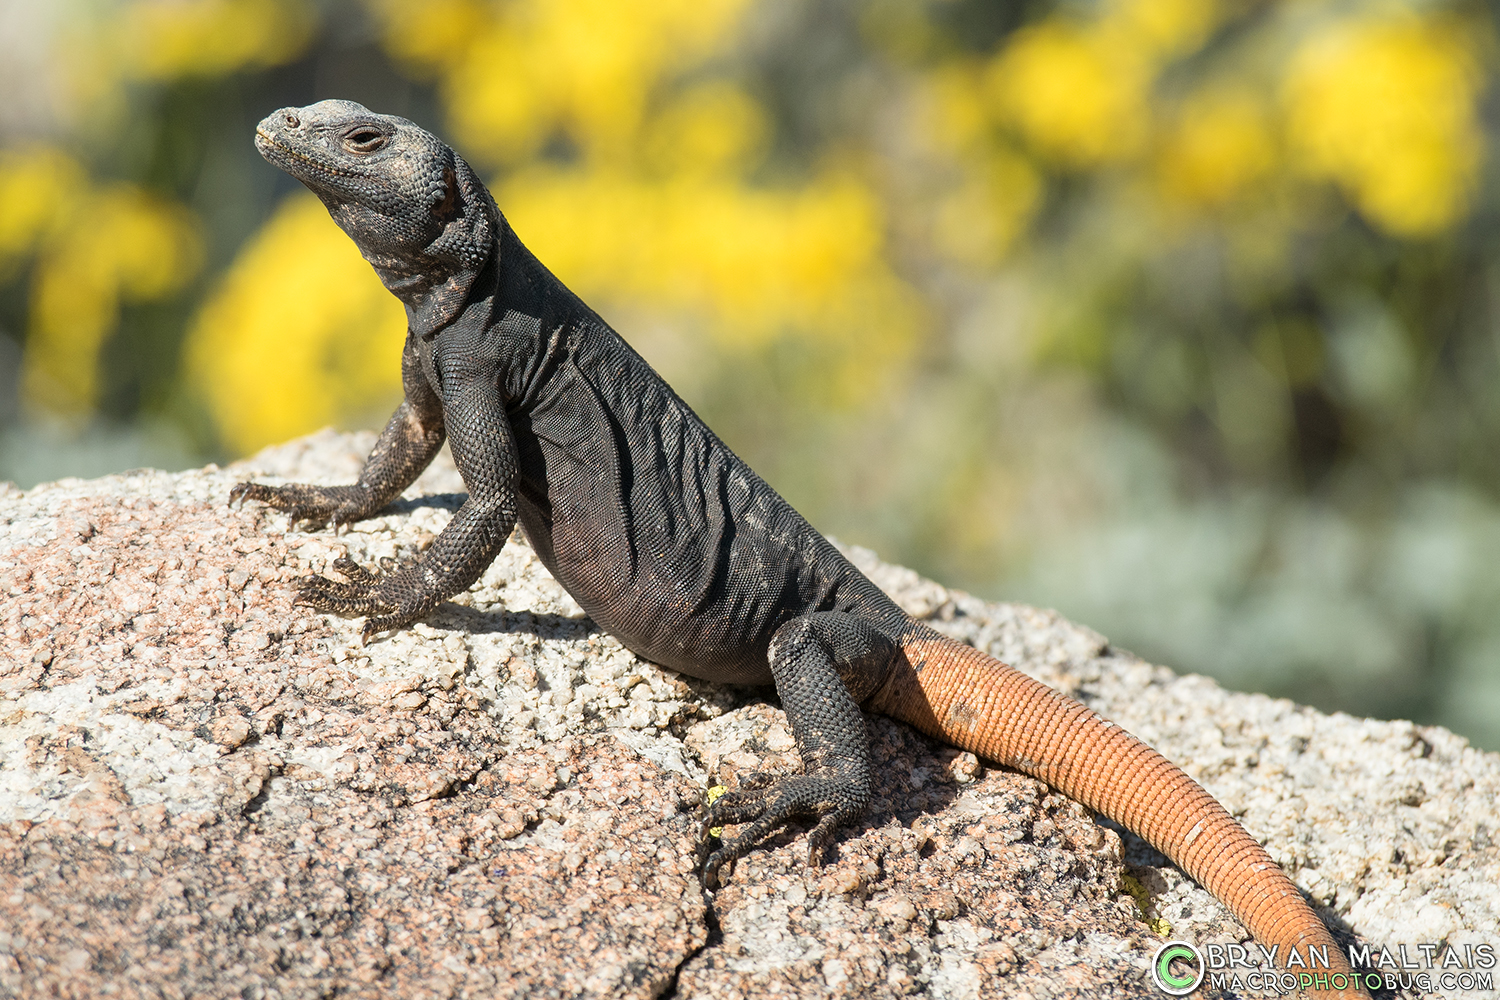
top-left (228, 481), bottom-right (268, 509)
top-left (360, 614), bottom-right (406, 643)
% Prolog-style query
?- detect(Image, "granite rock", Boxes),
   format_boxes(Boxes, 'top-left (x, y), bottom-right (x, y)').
top-left (1, 430), bottom-right (1496, 999)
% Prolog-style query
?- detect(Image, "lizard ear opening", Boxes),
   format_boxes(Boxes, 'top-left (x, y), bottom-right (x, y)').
top-left (432, 166), bottom-right (458, 222)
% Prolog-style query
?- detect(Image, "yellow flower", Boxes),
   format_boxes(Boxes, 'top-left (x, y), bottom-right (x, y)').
top-left (185, 195), bottom-right (405, 454)
top-left (1283, 13), bottom-right (1482, 236)
top-left (361, 0), bottom-right (490, 73)
top-left (401, 0), bottom-right (755, 166)
top-left (498, 165), bottom-right (901, 349)
top-left (644, 82), bottom-right (767, 178)
top-left (1156, 86), bottom-right (1277, 209)
top-left (120, 0), bottom-right (315, 78)
top-left (988, 20), bottom-right (1152, 168)
top-left (1102, 0), bottom-right (1219, 60)
top-left (22, 187), bottom-right (202, 417)
top-left (0, 148), bottom-right (88, 277)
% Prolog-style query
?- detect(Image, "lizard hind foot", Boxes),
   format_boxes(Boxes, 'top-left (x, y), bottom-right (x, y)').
top-left (294, 557), bottom-right (395, 616)
top-left (699, 773), bottom-right (864, 889)
top-left (295, 556), bottom-right (438, 641)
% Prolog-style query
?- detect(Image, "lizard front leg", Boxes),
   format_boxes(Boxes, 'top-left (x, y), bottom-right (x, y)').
top-left (296, 371), bottom-right (520, 639)
top-left (230, 333), bottom-right (445, 529)
top-left (702, 612), bottom-right (897, 887)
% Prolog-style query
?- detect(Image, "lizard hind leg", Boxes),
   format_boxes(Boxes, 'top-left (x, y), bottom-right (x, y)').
top-left (700, 612), bottom-right (897, 888)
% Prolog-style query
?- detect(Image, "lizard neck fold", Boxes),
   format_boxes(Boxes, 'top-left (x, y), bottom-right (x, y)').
top-left (381, 155), bottom-right (499, 340)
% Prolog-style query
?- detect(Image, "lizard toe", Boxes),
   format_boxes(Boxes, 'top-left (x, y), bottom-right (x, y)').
top-left (288, 507), bottom-right (330, 531)
top-left (294, 574), bottom-right (386, 614)
top-left (701, 786), bottom-right (772, 830)
top-left (331, 555), bottom-right (379, 584)
top-left (361, 611), bottom-right (419, 640)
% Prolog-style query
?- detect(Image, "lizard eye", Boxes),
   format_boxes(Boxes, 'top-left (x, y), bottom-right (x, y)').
top-left (344, 129), bottom-right (389, 154)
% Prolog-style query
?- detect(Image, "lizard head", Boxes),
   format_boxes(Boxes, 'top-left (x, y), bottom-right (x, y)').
top-left (255, 100), bottom-right (496, 338)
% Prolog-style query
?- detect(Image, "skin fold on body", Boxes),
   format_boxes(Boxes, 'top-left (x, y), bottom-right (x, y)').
top-left (230, 100), bottom-right (1368, 998)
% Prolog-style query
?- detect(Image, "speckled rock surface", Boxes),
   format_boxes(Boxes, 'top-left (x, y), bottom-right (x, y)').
top-left (2, 430), bottom-right (1497, 999)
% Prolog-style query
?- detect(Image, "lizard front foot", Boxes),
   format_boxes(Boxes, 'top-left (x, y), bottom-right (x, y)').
top-left (230, 481), bottom-right (378, 531)
top-left (699, 771), bottom-right (868, 889)
top-left (296, 555), bottom-right (434, 639)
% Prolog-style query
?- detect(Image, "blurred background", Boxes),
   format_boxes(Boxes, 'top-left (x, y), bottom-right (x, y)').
top-left (3, 0), bottom-right (1498, 749)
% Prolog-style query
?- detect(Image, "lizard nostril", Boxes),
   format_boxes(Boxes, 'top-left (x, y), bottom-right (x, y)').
top-left (284, 113), bottom-right (300, 128)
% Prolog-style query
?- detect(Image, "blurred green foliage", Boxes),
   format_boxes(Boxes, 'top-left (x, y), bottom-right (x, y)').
top-left (2, 0), bottom-right (1498, 748)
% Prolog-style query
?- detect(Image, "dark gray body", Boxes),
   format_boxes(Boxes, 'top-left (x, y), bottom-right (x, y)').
top-left (230, 103), bottom-right (1364, 980)
top-left (232, 100), bottom-right (917, 881)
top-left (439, 227), bottom-right (902, 685)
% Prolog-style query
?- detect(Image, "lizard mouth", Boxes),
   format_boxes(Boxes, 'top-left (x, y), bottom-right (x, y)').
top-left (253, 125), bottom-right (286, 152)
top-left (255, 128), bottom-right (356, 183)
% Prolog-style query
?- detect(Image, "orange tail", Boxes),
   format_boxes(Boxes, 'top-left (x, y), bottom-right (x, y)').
top-left (869, 631), bottom-right (1367, 999)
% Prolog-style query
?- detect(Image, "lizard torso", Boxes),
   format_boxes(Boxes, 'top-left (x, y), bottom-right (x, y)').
top-left (437, 227), bottom-right (903, 684)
